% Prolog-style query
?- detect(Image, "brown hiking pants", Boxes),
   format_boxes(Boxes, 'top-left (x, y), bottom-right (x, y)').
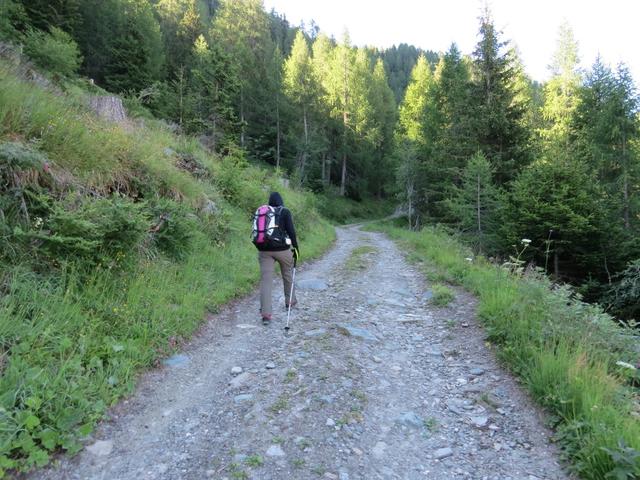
top-left (258, 249), bottom-right (297, 317)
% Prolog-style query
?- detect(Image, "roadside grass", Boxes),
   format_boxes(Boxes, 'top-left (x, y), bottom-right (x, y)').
top-left (430, 283), bottom-right (455, 307)
top-left (367, 222), bottom-right (640, 480)
top-left (0, 59), bottom-right (335, 475)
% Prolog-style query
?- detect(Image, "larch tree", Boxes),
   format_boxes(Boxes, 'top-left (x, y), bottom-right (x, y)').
top-left (539, 22), bottom-right (582, 159)
top-left (284, 30), bottom-right (320, 181)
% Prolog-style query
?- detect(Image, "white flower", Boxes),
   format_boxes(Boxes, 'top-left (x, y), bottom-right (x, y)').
top-left (521, 238), bottom-right (531, 245)
top-left (616, 361), bottom-right (637, 370)
top-left (465, 257), bottom-right (473, 262)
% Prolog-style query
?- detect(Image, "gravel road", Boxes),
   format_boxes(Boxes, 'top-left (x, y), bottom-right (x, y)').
top-left (30, 226), bottom-right (570, 480)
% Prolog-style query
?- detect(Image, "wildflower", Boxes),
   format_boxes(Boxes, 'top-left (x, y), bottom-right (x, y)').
top-left (521, 238), bottom-right (531, 245)
top-left (616, 361), bottom-right (637, 370)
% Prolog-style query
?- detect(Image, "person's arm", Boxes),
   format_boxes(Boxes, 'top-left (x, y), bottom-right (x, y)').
top-left (283, 209), bottom-right (298, 249)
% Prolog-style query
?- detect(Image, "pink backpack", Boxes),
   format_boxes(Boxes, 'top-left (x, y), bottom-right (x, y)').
top-left (251, 205), bottom-right (288, 248)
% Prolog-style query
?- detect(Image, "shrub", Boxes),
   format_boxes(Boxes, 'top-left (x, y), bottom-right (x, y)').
top-left (606, 259), bottom-right (640, 323)
top-left (23, 27), bottom-right (82, 77)
top-left (16, 196), bottom-right (148, 267)
top-left (146, 199), bottom-right (196, 260)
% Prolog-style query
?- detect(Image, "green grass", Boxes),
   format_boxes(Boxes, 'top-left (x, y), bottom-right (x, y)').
top-left (368, 221), bottom-right (640, 480)
top-left (345, 245), bottom-right (377, 271)
top-left (430, 283), bottom-right (455, 307)
top-left (244, 455), bottom-right (264, 467)
top-left (318, 194), bottom-right (395, 225)
top-left (0, 59), bottom-right (336, 476)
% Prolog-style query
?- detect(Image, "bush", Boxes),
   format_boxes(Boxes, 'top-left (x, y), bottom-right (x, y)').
top-left (146, 199), bottom-right (196, 260)
top-left (606, 259), bottom-right (640, 323)
top-left (23, 27), bottom-right (82, 77)
top-left (16, 196), bottom-right (148, 267)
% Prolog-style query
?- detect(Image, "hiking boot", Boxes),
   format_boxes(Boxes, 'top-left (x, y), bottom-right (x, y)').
top-left (261, 314), bottom-right (272, 325)
top-left (285, 300), bottom-right (298, 309)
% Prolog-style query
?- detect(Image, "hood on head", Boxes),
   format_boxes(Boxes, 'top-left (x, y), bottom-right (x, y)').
top-left (268, 192), bottom-right (284, 207)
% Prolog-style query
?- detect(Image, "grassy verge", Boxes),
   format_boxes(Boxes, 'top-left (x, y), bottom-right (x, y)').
top-left (318, 194), bottom-right (395, 225)
top-left (368, 222), bottom-right (640, 479)
top-left (0, 58), bottom-right (335, 475)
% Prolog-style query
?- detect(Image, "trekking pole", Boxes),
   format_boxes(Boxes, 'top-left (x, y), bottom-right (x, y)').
top-left (284, 260), bottom-right (297, 335)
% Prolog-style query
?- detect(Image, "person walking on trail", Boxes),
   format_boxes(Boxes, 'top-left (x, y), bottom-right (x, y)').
top-left (253, 192), bottom-right (299, 324)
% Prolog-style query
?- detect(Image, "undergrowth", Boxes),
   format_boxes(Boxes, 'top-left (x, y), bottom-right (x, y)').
top-left (368, 221), bottom-right (640, 480)
top-left (0, 58), bottom-right (335, 476)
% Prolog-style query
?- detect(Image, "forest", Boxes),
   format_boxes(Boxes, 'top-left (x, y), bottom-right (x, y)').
top-left (0, 0), bottom-right (640, 319)
top-left (0, 0), bottom-right (638, 318)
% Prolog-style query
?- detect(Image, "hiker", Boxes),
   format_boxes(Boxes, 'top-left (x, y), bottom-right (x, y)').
top-left (253, 192), bottom-right (299, 324)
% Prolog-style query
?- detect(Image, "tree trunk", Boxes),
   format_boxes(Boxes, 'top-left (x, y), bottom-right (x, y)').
top-left (300, 106), bottom-right (309, 181)
top-left (276, 98), bottom-right (281, 170)
top-left (476, 171), bottom-right (482, 236)
top-left (240, 87), bottom-right (245, 148)
top-left (340, 57), bottom-right (349, 197)
top-left (340, 151), bottom-right (347, 196)
top-left (622, 133), bottom-right (630, 230)
top-left (321, 153), bottom-right (326, 185)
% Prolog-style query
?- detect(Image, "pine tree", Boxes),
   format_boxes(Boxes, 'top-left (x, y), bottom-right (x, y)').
top-left (432, 43), bottom-right (475, 200)
top-left (503, 157), bottom-right (606, 278)
top-left (574, 59), bottom-right (640, 232)
top-left (210, 0), bottom-right (274, 154)
top-left (396, 54), bottom-right (439, 221)
top-left (446, 152), bottom-right (501, 251)
top-left (470, 8), bottom-right (530, 184)
top-left (539, 22), bottom-right (582, 159)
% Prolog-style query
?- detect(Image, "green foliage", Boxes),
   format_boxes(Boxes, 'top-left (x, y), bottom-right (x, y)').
top-left (606, 260), bottom-right (640, 322)
top-left (14, 196), bottom-right (148, 267)
top-left (23, 27), bottom-right (82, 77)
top-left (319, 195), bottom-right (394, 224)
top-left (370, 222), bottom-right (640, 479)
top-left (503, 157), bottom-right (606, 278)
top-left (445, 152), bottom-right (502, 252)
top-left (0, 0), bottom-right (27, 41)
top-left (146, 198), bottom-right (196, 260)
top-left (470, 8), bottom-right (531, 184)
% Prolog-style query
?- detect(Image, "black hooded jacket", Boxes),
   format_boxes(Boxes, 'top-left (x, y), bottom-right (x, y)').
top-left (257, 192), bottom-right (298, 251)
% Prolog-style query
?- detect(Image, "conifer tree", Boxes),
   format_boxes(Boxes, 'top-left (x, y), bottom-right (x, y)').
top-left (470, 8), bottom-right (529, 184)
top-left (284, 31), bottom-right (320, 181)
top-left (539, 22), bottom-right (582, 158)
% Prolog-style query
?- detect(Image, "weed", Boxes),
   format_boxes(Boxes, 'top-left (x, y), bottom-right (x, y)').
top-left (284, 369), bottom-right (297, 383)
top-left (431, 283), bottom-right (455, 307)
top-left (271, 436), bottom-right (285, 445)
top-left (423, 417), bottom-right (438, 432)
top-left (292, 458), bottom-right (306, 468)
top-left (269, 397), bottom-right (289, 414)
top-left (244, 455), bottom-right (263, 467)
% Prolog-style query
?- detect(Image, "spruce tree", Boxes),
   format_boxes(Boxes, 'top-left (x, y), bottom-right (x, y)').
top-left (470, 8), bottom-right (530, 184)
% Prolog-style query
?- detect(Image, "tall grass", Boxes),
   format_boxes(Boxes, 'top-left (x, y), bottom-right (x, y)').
top-left (369, 222), bottom-right (640, 479)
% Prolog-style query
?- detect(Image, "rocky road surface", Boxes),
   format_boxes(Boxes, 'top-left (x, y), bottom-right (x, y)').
top-left (31, 226), bottom-right (570, 480)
